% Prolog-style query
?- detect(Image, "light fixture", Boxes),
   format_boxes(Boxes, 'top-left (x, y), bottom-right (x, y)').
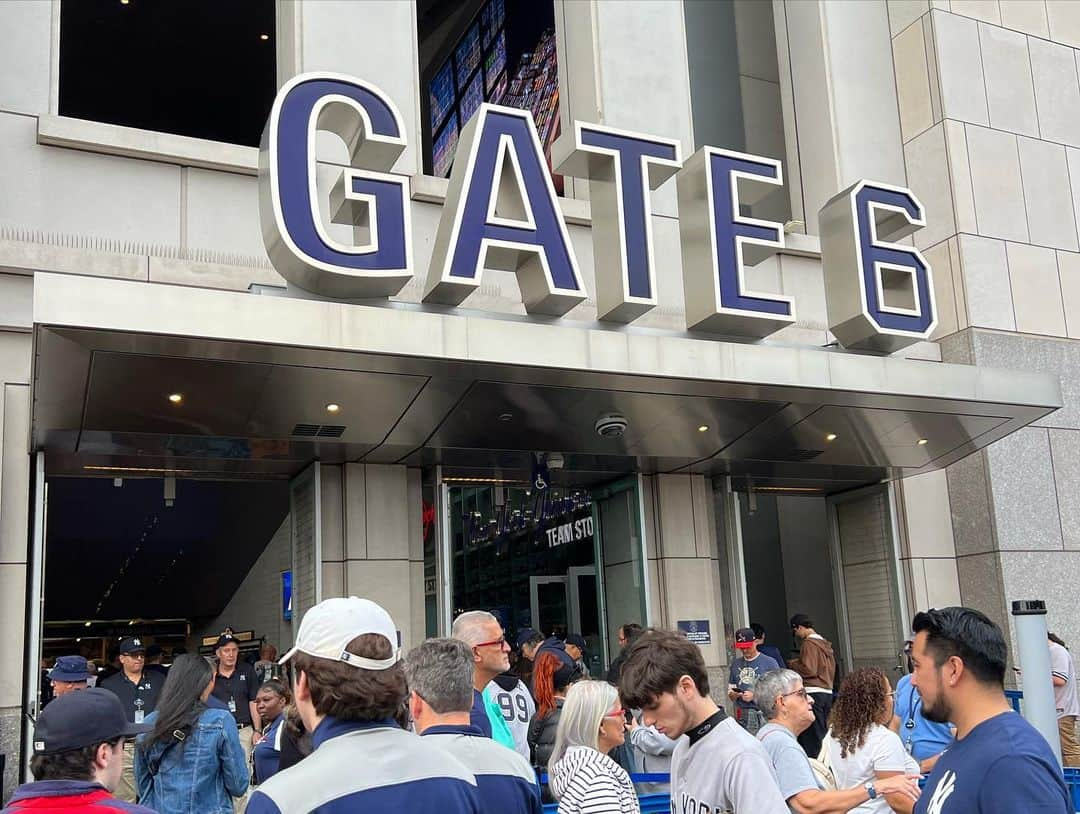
top-left (825, 433), bottom-right (838, 442)
top-left (84, 465), bottom-right (196, 475)
top-left (84, 621), bottom-right (92, 628)
top-left (498, 413), bottom-right (513, 423)
top-left (326, 403), bottom-right (341, 414)
top-left (259, 33), bottom-right (270, 41)
top-left (168, 393), bottom-right (183, 404)
top-left (917, 438), bottom-right (929, 446)
top-left (697, 425), bottom-right (709, 433)
top-left (120, 0), bottom-right (130, 4)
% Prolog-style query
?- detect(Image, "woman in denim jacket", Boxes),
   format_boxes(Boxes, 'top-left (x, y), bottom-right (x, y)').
top-left (135, 654), bottom-right (249, 813)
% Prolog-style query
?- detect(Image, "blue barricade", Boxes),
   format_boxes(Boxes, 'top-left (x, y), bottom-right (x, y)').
top-left (1065, 768), bottom-right (1080, 813)
top-left (539, 772), bottom-right (671, 813)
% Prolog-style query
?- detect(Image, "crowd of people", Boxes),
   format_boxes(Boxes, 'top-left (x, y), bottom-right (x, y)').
top-left (4, 604), bottom-right (1076, 813)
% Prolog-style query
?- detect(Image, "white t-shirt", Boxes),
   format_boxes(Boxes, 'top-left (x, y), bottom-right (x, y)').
top-left (826, 724), bottom-right (918, 814)
top-left (1050, 641), bottom-right (1080, 718)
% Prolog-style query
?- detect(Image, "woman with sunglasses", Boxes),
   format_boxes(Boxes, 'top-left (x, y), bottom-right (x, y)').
top-left (549, 680), bottom-right (639, 814)
top-left (824, 668), bottom-right (921, 814)
top-left (134, 654), bottom-right (249, 813)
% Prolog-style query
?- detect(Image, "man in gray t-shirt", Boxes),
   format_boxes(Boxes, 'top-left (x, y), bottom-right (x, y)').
top-left (755, 668), bottom-right (920, 812)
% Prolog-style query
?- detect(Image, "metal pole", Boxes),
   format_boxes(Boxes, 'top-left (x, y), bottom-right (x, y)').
top-left (1011, 600), bottom-right (1063, 765)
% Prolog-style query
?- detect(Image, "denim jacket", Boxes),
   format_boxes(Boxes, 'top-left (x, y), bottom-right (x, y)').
top-left (134, 706), bottom-right (249, 814)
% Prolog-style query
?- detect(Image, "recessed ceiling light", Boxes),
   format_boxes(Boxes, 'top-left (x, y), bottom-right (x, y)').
top-left (84, 621), bottom-right (92, 627)
top-left (326, 403), bottom-right (341, 414)
top-left (825, 433), bottom-right (838, 442)
top-left (918, 438), bottom-right (929, 446)
top-left (697, 425), bottom-right (709, 432)
top-left (498, 412), bottom-right (513, 422)
top-left (260, 33), bottom-right (270, 41)
top-left (168, 393), bottom-right (183, 404)
top-left (120, 0), bottom-right (130, 4)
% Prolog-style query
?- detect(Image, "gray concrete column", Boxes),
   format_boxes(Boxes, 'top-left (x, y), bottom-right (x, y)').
top-left (643, 473), bottom-right (728, 699)
top-left (779, 0), bottom-right (907, 233)
top-left (319, 462), bottom-right (426, 650)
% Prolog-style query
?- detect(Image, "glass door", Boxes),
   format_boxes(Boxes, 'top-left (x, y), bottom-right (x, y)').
top-left (568, 566), bottom-right (603, 675)
top-left (530, 575), bottom-right (569, 638)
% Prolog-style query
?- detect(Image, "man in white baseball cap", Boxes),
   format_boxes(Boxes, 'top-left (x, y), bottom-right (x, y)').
top-left (246, 597), bottom-right (482, 814)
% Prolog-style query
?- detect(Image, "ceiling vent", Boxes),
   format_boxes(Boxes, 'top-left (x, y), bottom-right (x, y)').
top-left (291, 423), bottom-right (346, 438)
top-left (765, 447), bottom-right (824, 462)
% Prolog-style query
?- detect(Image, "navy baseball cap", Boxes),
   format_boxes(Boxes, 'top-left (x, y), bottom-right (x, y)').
top-left (33, 689), bottom-right (150, 754)
top-left (51, 655), bottom-right (91, 683)
top-left (564, 634), bottom-right (587, 650)
top-left (216, 633), bottom-right (238, 649)
top-left (118, 637), bottom-right (146, 655)
top-left (515, 628), bottom-right (540, 649)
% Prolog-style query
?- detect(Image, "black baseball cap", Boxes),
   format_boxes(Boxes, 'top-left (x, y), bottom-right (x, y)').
top-left (118, 637), bottom-right (146, 655)
top-left (215, 633), bottom-right (238, 649)
top-left (790, 614), bottom-right (814, 630)
top-left (564, 634), bottom-right (587, 650)
top-left (33, 689), bottom-right (150, 755)
top-left (515, 628), bottom-right (541, 649)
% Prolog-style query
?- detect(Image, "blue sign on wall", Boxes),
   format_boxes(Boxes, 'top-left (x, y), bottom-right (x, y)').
top-left (282, 570), bottom-right (292, 621)
top-left (677, 619), bottom-right (711, 645)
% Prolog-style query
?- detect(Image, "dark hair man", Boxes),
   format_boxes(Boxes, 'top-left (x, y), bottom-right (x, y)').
top-left (750, 622), bottom-right (785, 668)
top-left (99, 637), bottom-right (161, 803)
top-left (755, 668), bottom-right (921, 812)
top-left (787, 614), bottom-right (835, 757)
top-left (51, 655), bottom-right (92, 699)
top-left (2, 688), bottom-right (154, 813)
top-left (620, 629), bottom-right (788, 814)
top-left (606, 622), bottom-right (643, 685)
top-left (247, 597), bottom-right (481, 814)
top-left (211, 632), bottom-right (261, 762)
top-left (911, 607), bottom-right (1070, 814)
top-left (406, 638), bottom-right (542, 814)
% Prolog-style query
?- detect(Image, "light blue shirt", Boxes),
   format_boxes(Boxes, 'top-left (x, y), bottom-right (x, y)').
top-left (893, 674), bottom-right (952, 761)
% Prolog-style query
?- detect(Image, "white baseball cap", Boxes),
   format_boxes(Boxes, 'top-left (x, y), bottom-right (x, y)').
top-left (278, 596), bottom-right (400, 671)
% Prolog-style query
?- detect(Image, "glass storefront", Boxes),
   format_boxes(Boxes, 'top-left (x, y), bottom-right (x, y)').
top-left (436, 477), bottom-right (648, 675)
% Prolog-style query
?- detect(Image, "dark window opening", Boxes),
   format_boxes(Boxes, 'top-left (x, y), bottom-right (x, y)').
top-left (417, 0), bottom-right (561, 190)
top-left (59, 0), bottom-right (276, 148)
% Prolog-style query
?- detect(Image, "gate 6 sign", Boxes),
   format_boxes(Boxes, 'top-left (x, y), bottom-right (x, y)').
top-left (260, 72), bottom-right (936, 352)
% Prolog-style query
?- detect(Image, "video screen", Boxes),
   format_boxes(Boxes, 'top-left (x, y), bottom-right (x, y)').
top-left (482, 0), bottom-right (505, 47)
top-left (430, 60), bottom-right (455, 132)
top-left (433, 115), bottom-right (460, 178)
top-left (460, 72), bottom-right (484, 126)
top-left (455, 23), bottom-right (481, 90)
top-left (485, 30), bottom-right (506, 93)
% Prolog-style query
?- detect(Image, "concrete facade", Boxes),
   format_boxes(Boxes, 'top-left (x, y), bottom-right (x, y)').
top-left (0, 0), bottom-right (1071, 798)
top-left (889, 0), bottom-right (1080, 649)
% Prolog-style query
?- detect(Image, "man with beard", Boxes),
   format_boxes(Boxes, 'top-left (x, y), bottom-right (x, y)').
top-left (912, 607), bottom-right (1070, 814)
top-left (620, 629), bottom-right (788, 814)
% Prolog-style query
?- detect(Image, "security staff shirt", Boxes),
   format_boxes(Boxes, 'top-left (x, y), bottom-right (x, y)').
top-left (211, 661), bottom-right (259, 726)
top-left (100, 670), bottom-right (162, 725)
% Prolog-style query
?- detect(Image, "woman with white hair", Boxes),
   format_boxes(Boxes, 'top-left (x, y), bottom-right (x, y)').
top-left (548, 681), bottom-right (640, 814)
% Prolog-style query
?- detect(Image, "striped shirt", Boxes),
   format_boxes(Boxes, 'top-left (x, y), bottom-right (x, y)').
top-left (549, 746), bottom-right (640, 814)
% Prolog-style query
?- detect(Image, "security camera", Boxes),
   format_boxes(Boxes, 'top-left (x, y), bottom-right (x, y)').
top-left (547, 452), bottom-right (565, 470)
top-left (595, 413), bottom-right (629, 438)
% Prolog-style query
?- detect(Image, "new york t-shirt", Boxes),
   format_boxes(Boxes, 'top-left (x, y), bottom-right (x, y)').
top-left (914, 710), bottom-right (1070, 814)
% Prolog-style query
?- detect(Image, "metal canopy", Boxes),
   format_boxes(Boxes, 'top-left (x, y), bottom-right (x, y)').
top-left (31, 272), bottom-right (1062, 494)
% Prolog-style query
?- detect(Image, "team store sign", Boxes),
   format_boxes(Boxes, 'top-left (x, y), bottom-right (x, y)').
top-left (260, 73), bottom-right (936, 353)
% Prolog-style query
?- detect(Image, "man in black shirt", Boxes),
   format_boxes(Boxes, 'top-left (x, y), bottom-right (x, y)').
top-left (210, 633), bottom-right (261, 765)
top-left (99, 636), bottom-right (162, 803)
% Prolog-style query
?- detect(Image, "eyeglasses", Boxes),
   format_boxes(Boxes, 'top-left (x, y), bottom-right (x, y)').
top-left (122, 653), bottom-right (145, 660)
top-left (604, 706), bottom-right (625, 719)
top-left (474, 637), bottom-right (510, 650)
top-left (780, 688), bottom-right (808, 700)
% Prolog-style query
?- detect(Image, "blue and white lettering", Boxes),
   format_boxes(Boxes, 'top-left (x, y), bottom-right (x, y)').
top-left (677, 147), bottom-right (794, 337)
top-left (259, 72), bottom-right (413, 299)
top-left (819, 180), bottom-right (936, 352)
top-left (423, 105), bottom-right (585, 316)
top-left (555, 122), bottom-right (681, 322)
